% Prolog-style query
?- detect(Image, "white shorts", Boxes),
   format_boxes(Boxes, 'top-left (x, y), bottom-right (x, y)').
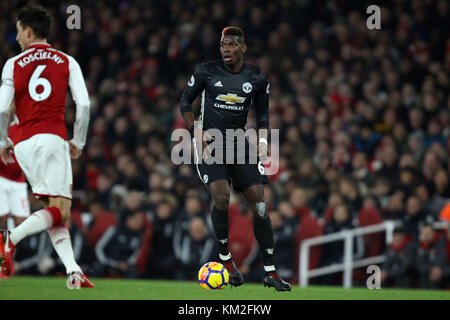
top-left (0, 176), bottom-right (30, 217)
top-left (14, 134), bottom-right (73, 200)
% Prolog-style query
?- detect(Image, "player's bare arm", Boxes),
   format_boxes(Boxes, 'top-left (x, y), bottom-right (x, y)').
top-left (69, 141), bottom-right (82, 159)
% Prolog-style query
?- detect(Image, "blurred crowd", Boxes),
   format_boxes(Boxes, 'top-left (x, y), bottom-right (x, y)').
top-left (0, 0), bottom-right (449, 288)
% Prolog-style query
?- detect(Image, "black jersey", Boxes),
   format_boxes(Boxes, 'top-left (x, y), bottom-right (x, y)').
top-left (180, 60), bottom-right (270, 133)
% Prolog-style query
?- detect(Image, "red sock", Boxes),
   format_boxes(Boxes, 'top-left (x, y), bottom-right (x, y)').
top-left (46, 207), bottom-right (62, 227)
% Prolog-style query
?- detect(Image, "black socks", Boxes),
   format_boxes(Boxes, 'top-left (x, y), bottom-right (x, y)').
top-left (211, 206), bottom-right (230, 258)
top-left (253, 215), bottom-right (275, 271)
top-left (211, 204), bottom-right (276, 272)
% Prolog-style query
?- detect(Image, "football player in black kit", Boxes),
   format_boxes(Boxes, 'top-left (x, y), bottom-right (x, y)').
top-left (180, 26), bottom-right (290, 291)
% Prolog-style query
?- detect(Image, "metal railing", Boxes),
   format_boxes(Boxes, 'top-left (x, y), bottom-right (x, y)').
top-left (299, 220), bottom-right (401, 288)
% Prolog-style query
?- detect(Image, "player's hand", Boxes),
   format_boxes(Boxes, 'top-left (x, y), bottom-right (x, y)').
top-left (0, 144), bottom-right (15, 165)
top-left (192, 129), bottom-right (214, 161)
top-left (258, 142), bottom-right (268, 161)
top-left (201, 130), bottom-right (215, 160)
top-left (69, 141), bottom-right (82, 159)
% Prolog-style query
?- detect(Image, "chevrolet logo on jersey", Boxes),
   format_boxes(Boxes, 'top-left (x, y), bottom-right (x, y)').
top-left (215, 93), bottom-right (246, 105)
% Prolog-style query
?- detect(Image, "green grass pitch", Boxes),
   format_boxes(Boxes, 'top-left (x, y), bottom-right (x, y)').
top-left (0, 276), bottom-right (449, 300)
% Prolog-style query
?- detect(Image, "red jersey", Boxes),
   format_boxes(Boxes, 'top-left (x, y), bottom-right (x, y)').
top-left (11, 43), bottom-right (69, 144)
top-left (0, 124), bottom-right (25, 182)
top-left (0, 42), bottom-right (90, 148)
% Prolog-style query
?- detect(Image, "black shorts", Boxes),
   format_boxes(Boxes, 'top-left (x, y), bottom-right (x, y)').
top-left (193, 137), bottom-right (268, 192)
top-left (195, 161), bottom-right (268, 192)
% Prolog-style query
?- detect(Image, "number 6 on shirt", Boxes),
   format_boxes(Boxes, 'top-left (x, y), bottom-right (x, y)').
top-left (28, 65), bottom-right (51, 102)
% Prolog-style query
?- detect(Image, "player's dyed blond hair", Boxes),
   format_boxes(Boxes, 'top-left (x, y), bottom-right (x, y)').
top-left (221, 26), bottom-right (245, 43)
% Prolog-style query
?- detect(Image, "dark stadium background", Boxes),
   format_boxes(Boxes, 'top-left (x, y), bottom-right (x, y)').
top-left (0, 0), bottom-right (449, 288)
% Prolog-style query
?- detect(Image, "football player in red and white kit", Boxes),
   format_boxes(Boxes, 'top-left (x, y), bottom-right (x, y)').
top-left (0, 121), bottom-right (30, 230)
top-left (0, 120), bottom-right (30, 279)
top-left (0, 4), bottom-right (93, 289)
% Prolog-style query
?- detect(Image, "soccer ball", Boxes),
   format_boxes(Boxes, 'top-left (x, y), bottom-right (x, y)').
top-left (198, 262), bottom-right (229, 290)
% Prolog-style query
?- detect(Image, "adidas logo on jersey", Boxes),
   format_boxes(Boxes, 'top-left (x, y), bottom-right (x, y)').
top-left (214, 81), bottom-right (223, 87)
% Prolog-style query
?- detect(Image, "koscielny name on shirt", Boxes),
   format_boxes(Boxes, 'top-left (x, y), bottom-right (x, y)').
top-left (17, 50), bottom-right (64, 68)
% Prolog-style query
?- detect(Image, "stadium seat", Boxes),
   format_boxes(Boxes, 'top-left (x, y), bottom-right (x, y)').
top-left (358, 208), bottom-right (384, 257)
top-left (293, 214), bottom-right (323, 284)
top-left (228, 203), bottom-right (256, 267)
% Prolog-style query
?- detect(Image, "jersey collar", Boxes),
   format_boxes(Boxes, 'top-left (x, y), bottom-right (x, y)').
top-left (221, 60), bottom-right (244, 74)
top-left (28, 42), bottom-right (52, 49)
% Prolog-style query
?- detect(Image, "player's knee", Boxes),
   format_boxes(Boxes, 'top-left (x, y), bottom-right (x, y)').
top-left (59, 209), bottom-right (70, 223)
top-left (253, 202), bottom-right (267, 219)
top-left (50, 206), bottom-right (70, 224)
top-left (213, 193), bottom-right (230, 210)
top-left (48, 197), bottom-right (71, 224)
top-left (40, 198), bottom-right (50, 208)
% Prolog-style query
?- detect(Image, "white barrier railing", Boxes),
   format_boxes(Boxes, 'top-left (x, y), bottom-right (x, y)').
top-left (299, 220), bottom-right (401, 288)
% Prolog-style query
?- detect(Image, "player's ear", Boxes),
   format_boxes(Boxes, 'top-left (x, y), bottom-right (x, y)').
top-left (24, 26), bottom-right (32, 39)
top-left (240, 43), bottom-right (247, 54)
